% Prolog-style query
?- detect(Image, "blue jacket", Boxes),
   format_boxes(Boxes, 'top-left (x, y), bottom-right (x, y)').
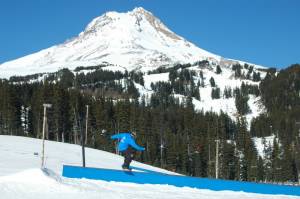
top-left (111, 132), bottom-right (145, 152)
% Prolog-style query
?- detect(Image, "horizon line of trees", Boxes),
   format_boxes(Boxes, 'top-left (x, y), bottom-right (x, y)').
top-left (0, 64), bottom-right (300, 184)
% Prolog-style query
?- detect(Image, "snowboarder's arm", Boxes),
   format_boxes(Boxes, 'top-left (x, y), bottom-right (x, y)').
top-left (111, 133), bottom-right (128, 140)
top-left (129, 139), bottom-right (145, 151)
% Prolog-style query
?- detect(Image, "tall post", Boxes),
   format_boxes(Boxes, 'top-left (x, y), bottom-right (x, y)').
top-left (81, 123), bottom-right (86, 168)
top-left (41, 104), bottom-right (52, 168)
top-left (187, 133), bottom-right (191, 175)
top-left (80, 105), bottom-right (89, 168)
top-left (208, 143), bottom-right (211, 177)
top-left (187, 134), bottom-right (191, 157)
top-left (112, 120), bottom-right (118, 154)
top-left (85, 105), bottom-right (89, 145)
top-left (160, 134), bottom-right (164, 168)
top-left (215, 139), bottom-right (220, 179)
top-left (160, 114), bottom-right (164, 168)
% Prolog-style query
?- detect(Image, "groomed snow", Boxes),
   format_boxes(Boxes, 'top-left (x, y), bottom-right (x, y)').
top-left (0, 135), bottom-right (173, 176)
top-left (0, 135), bottom-right (298, 199)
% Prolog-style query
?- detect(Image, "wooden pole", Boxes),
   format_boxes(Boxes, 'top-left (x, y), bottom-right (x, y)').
top-left (41, 104), bottom-right (52, 168)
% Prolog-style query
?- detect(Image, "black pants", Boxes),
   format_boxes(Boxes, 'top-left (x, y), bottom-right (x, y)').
top-left (121, 148), bottom-right (135, 169)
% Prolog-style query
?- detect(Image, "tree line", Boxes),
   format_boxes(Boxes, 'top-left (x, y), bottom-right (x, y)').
top-left (0, 64), bottom-right (300, 183)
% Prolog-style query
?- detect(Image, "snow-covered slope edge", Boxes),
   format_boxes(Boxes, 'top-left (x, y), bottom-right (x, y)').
top-left (0, 135), bottom-right (296, 199)
top-left (0, 135), bottom-right (173, 176)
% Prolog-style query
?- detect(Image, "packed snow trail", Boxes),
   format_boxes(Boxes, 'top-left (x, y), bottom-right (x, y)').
top-left (0, 135), bottom-right (298, 199)
top-left (1, 169), bottom-right (296, 199)
top-left (0, 135), bottom-right (173, 176)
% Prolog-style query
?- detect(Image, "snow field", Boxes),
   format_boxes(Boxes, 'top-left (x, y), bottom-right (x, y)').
top-left (0, 135), bottom-right (298, 199)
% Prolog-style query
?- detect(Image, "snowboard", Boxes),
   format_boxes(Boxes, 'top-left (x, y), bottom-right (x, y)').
top-left (122, 167), bottom-right (132, 171)
top-left (122, 166), bottom-right (134, 175)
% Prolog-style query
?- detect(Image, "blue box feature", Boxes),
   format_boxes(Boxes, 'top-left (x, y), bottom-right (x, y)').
top-left (62, 165), bottom-right (300, 196)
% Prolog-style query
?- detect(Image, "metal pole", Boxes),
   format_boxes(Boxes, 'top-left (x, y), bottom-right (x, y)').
top-left (116, 129), bottom-right (119, 154)
top-left (80, 106), bottom-right (89, 168)
top-left (187, 134), bottom-right (190, 157)
top-left (215, 139), bottom-right (220, 179)
top-left (208, 143), bottom-right (211, 177)
top-left (85, 105), bottom-right (89, 145)
top-left (160, 135), bottom-right (163, 168)
top-left (81, 121), bottom-right (86, 168)
top-left (41, 104), bottom-right (52, 168)
top-left (73, 109), bottom-right (78, 145)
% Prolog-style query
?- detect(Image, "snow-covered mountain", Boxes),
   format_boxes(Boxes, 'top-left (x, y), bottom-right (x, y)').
top-left (0, 135), bottom-right (294, 199)
top-left (0, 7), bottom-right (261, 79)
top-left (0, 7), bottom-right (268, 126)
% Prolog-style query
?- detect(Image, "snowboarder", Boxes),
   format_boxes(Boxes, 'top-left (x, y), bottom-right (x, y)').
top-left (111, 131), bottom-right (145, 170)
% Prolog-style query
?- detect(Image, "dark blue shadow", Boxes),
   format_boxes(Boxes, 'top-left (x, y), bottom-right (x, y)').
top-left (123, 170), bottom-right (134, 176)
top-left (62, 165), bottom-right (300, 196)
top-left (130, 166), bottom-right (167, 174)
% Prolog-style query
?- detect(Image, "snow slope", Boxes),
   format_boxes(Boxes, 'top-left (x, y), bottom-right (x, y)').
top-left (253, 135), bottom-right (276, 158)
top-left (0, 135), bottom-right (298, 199)
top-left (137, 64), bottom-right (266, 127)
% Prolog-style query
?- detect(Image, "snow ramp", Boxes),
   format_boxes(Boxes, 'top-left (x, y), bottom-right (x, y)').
top-left (62, 165), bottom-right (300, 196)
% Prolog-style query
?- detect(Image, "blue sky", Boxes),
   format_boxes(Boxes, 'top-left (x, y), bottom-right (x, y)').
top-left (0, 0), bottom-right (299, 68)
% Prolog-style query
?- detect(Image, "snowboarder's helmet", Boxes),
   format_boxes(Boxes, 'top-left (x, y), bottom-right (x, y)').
top-left (131, 131), bottom-right (137, 137)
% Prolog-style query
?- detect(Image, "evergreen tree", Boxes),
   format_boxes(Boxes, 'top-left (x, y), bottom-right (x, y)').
top-left (169, 69), bottom-right (177, 82)
top-left (257, 156), bottom-right (265, 182)
top-left (271, 138), bottom-right (282, 182)
top-left (232, 64), bottom-right (242, 78)
top-left (216, 65), bottom-right (222, 74)
top-left (210, 77), bottom-right (216, 87)
top-left (211, 87), bottom-right (221, 99)
top-left (58, 68), bottom-right (74, 88)
top-left (235, 88), bottom-right (250, 115)
top-left (223, 86), bottom-right (232, 98)
top-left (116, 98), bottom-right (131, 131)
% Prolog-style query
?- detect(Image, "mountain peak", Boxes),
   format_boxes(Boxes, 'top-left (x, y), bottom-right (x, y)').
top-left (131, 7), bottom-right (151, 15)
top-left (0, 7), bottom-right (222, 78)
top-left (130, 7), bottom-right (157, 20)
top-left (84, 7), bottom-right (154, 33)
